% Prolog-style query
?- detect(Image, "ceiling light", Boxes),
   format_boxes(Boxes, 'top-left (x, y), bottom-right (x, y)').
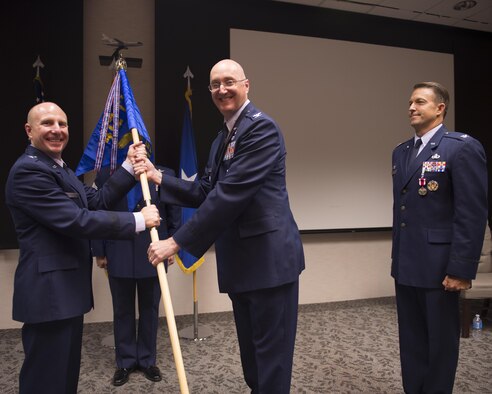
top-left (453, 0), bottom-right (477, 11)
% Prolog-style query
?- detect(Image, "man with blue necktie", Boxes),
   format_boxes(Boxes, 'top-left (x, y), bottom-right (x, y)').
top-left (391, 82), bottom-right (487, 393)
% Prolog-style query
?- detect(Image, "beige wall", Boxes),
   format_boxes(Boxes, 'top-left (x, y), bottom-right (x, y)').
top-left (0, 0), bottom-right (395, 330)
top-left (0, 232), bottom-right (394, 329)
top-left (88, 232), bottom-right (395, 324)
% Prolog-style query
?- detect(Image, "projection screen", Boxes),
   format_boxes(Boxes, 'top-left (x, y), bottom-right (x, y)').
top-left (230, 29), bottom-right (454, 231)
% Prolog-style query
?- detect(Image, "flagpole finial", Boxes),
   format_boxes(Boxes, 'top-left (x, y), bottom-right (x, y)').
top-left (33, 55), bottom-right (45, 78)
top-left (115, 52), bottom-right (127, 71)
top-left (183, 66), bottom-right (194, 91)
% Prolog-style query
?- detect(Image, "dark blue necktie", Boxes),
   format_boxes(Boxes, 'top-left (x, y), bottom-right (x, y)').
top-left (408, 138), bottom-right (422, 165)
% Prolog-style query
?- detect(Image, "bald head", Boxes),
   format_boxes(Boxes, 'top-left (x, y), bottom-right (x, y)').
top-left (25, 102), bottom-right (69, 160)
top-left (210, 59), bottom-right (246, 80)
top-left (27, 102), bottom-right (67, 124)
top-left (209, 59), bottom-right (249, 119)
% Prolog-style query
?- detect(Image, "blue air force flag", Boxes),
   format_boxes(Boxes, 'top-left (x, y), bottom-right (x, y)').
top-left (75, 69), bottom-right (153, 211)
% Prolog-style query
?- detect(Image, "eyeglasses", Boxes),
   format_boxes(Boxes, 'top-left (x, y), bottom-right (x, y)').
top-left (208, 78), bottom-right (247, 92)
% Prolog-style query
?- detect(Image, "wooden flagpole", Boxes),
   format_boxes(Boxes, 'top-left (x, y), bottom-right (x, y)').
top-left (131, 128), bottom-right (189, 394)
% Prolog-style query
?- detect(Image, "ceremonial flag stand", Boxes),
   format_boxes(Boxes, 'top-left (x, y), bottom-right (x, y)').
top-left (178, 271), bottom-right (214, 341)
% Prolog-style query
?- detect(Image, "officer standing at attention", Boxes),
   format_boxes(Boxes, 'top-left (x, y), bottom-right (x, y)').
top-left (93, 165), bottom-right (181, 386)
top-left (391, 82), bottom-right (487, 393)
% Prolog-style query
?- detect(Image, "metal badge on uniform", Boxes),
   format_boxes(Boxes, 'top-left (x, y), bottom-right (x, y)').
top-left (392, 165), bottom-right (397, 175)
top-left (418, 177), bottom-right (427, 196)
top-left (427, 180), bottom-right (439, 192)
top-left (431, 153), bottom-right (440, 159)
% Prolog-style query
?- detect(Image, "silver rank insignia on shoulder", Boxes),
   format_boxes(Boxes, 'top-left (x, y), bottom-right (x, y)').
top-left (27, 155), bottom-right (37, 159)
top-left (252, 112), bottom-right (262, 118)
top-left (431, 153), bottom-right (440, 159)
top-left (460, 134), bottom-right (469, 138)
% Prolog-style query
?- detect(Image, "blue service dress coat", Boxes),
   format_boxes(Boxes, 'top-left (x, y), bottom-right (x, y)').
top-left (157, 101), bottom-right (304, 392)
top-left (391, 125), bottom-right (487, 393)
top-left (159, 102), bottom-right (305, 293)
top-left (391, 125), bottom-right (488, 288)
top-left (91, 166), bottom-right (180, 369)
top-left (6, 145), bottom-right (138, 324)
top-left (91, 166), bottom-right (181, 278)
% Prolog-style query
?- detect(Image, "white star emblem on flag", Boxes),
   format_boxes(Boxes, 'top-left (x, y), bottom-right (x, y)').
top-left (181, 169), bottom-right (197, 181)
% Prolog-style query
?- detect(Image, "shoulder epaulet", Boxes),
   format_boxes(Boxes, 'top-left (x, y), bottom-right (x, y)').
top-left (443, 131), bottom-right (470, 141)
top-left (395, 141), bottom-right (406, 148)
top-left (245, 110), bottom-right (264, 121)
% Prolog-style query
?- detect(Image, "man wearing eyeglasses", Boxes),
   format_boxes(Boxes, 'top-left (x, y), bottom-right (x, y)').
top-left (138, 59), bottom-right (305, 393)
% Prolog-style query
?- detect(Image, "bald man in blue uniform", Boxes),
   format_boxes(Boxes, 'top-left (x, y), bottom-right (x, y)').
top-left (5, 102), bottom-right (160, 394)
top-left (391, 82), bottom-right (487, 393)
top-left (140, 59), bottom-right (305, 394)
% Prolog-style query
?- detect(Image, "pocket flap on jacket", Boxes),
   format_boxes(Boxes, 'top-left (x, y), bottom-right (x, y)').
top-left (238, 216), bottom-right (278, 238)
top-left (427, 228), bottom-right (452, 244)
top-left (38, 255), bottom-right (79, 273)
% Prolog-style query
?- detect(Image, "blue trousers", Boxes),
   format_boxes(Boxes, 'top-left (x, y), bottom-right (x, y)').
top-left (109, 276), bottom-right (161, 369)
top-left (229, 280), bottom-right (299, 394)
top-left (20, 315), bottom-right (84, 394)
top-left (395, 282), bottom-right (460, 394)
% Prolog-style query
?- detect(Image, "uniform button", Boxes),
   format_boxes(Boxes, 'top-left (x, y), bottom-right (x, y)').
top-left (402, 189), bottom-right (407, 194)
top-left (400, 205), bottom-right (406, 211)
top-left (400, 222), bottom-right (406, 228)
